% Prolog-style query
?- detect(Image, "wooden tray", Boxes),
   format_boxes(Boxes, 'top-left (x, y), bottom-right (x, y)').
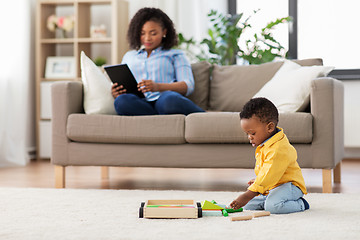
top-left (139, 199), bottom-right (202, 219)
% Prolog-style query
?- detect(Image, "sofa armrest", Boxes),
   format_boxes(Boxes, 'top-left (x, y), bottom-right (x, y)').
top-left (310, 77), bottom-right (344, 168)
top-left (51, 81), bottom-right (84, 165)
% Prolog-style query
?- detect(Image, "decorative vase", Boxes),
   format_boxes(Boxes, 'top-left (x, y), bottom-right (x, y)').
top-left (57, 28), bottom-right (67, 38)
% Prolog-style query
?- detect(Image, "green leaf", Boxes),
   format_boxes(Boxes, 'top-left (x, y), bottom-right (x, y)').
top-left (176, 8), bottom-right (289, 65)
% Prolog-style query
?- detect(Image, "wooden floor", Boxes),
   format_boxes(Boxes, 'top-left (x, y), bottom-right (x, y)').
top-left (0, 159), bottom-right (359, 193)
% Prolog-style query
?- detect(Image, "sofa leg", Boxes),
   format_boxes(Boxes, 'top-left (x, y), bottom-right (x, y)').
top-left (101, 166), bottom-right (109, 180)
top-left (322, 169), bottom-right (332, 193)
top-left (55, 165), bottom-right (66, 188)
top-left (334, 162), bottom-right (341, 183)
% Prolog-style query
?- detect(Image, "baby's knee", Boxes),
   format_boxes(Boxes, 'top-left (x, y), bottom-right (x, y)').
top-left (264, 205), bottom-right (278, 214)
top-left (264, 200), bottom-right (283, 214)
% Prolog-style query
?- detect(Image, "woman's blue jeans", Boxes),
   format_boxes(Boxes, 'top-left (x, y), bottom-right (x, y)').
top-left (114, 91), bottom-right (205, 115)
top-left (243, 182), bottom-right (307, 214)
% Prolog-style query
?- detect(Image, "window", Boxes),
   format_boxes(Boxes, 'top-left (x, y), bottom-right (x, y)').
top-left (297, 0), bottom-right (360, 69)
top-left (229, 0), bottom-right (360, 79)
top-left (235, 0), bottom-right (289, 57)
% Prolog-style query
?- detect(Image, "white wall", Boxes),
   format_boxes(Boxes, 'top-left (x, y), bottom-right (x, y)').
top-left (343, 80), bottom-right (360, 158)
top-left (127, 0), bottom-right (227, 42)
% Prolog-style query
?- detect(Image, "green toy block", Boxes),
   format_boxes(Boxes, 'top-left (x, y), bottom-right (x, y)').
top-left (222, 209), bottom-right (229, 216)
top-left (222, 208), bottom-right (243, 217)
top-left (225, 208), bottom-right (243, 213)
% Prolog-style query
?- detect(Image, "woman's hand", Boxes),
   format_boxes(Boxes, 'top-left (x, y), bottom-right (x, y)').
top-left (138, 80), bottom-right (160, 93)
top-left (111, 83), bottom-right (126, 99)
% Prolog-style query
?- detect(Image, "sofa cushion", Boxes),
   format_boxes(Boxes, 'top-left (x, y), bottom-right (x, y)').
top-left (209, 58), bottom-right (324, 112)
top-left (187, 61), bottom-right (212, 110)
top-left (185, 112), bottom-right (312, 144)
top-left (67, 114), bottom-right (186, 144)
top-left (185, 112), bottom-right (245, 143)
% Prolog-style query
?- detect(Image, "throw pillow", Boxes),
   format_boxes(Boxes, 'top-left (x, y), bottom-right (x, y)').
top-left (80, 51), bottom-right (116, 115)
top-left (209, 61), bottom-right (283, 112)
top-left (253, 60), bottom-right (334, 113)
top-left (187, 61), bottom-right (212, 110)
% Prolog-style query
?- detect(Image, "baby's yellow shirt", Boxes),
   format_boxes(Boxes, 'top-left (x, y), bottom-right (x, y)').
top-left (248, 127), bottom-right (307, 195)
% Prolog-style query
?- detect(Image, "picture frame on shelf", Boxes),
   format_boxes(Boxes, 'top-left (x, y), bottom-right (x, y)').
top-left (45, 56), bottom-right (76, 79)
top-left (90, 24), bottom-right (107, 38)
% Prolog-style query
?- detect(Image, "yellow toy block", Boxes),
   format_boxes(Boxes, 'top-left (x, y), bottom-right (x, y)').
top-left (201, 200), bottom-right (224, 210)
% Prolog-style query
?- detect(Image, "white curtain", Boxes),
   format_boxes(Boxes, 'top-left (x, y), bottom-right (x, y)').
top-left (0, 0), bottom-right (35, 167)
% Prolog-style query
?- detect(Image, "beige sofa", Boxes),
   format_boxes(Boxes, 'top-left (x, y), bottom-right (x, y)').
top-left (51, 59), bottom-right (344, 193)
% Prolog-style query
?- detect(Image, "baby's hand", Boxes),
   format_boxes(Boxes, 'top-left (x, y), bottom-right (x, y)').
top-left (230, 190), bottom-right (258, 210)
top-left (247, 179), bottom-right (255, 186)
top-left (229, 199), bottom-right (242, 209)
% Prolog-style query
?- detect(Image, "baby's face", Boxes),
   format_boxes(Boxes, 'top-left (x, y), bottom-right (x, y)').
top-left (240, 116), bottom-right (275, 147)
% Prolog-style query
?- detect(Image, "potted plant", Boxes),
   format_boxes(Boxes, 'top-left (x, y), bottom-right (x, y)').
top-left (178, 10), bottom-right (291, 65)
top-left (94, 57), bottom-right (107, 67)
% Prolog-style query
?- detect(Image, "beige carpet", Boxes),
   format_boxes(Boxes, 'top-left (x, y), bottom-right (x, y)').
top-left (0, 187), bottom-right (359, 240)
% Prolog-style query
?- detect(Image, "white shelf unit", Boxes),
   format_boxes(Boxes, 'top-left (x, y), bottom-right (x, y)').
top-left (35, 0), bottom-right (129, 159)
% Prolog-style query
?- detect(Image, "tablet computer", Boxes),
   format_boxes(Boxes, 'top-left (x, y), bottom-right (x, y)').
top-left (104, 64), bottom-right (145, 98)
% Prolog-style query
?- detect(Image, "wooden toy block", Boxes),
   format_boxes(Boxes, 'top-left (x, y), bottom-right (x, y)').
top-left (231, 215), bottom-right (253, 221)
top-left (139, 200), bottom-right (202, 219)
top-left (252, 211), bottom-right (270, 218)
top-left (231, 211), bottom-right (271, 221)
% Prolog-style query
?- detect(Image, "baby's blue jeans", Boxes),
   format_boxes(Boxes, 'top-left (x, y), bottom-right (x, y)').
top-left (244, 182), bottom-right (307, 214)
top-left (114, 91), bottom-right (204, 116)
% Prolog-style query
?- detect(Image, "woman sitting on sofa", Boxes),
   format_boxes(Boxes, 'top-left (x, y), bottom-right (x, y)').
top-left (111, 7), bottom-right (204, 116)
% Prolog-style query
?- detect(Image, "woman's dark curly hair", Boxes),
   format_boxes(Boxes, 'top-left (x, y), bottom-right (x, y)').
top-left (240, 97), bottom-right (279, 125)
top-left (127, 7), bottom-right (178, 50)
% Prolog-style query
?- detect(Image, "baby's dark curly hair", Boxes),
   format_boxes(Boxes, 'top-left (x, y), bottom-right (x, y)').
top-left (127, 7), bottom-right (178, 50)
top-left (240, 98), bottom-right (279, 125)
